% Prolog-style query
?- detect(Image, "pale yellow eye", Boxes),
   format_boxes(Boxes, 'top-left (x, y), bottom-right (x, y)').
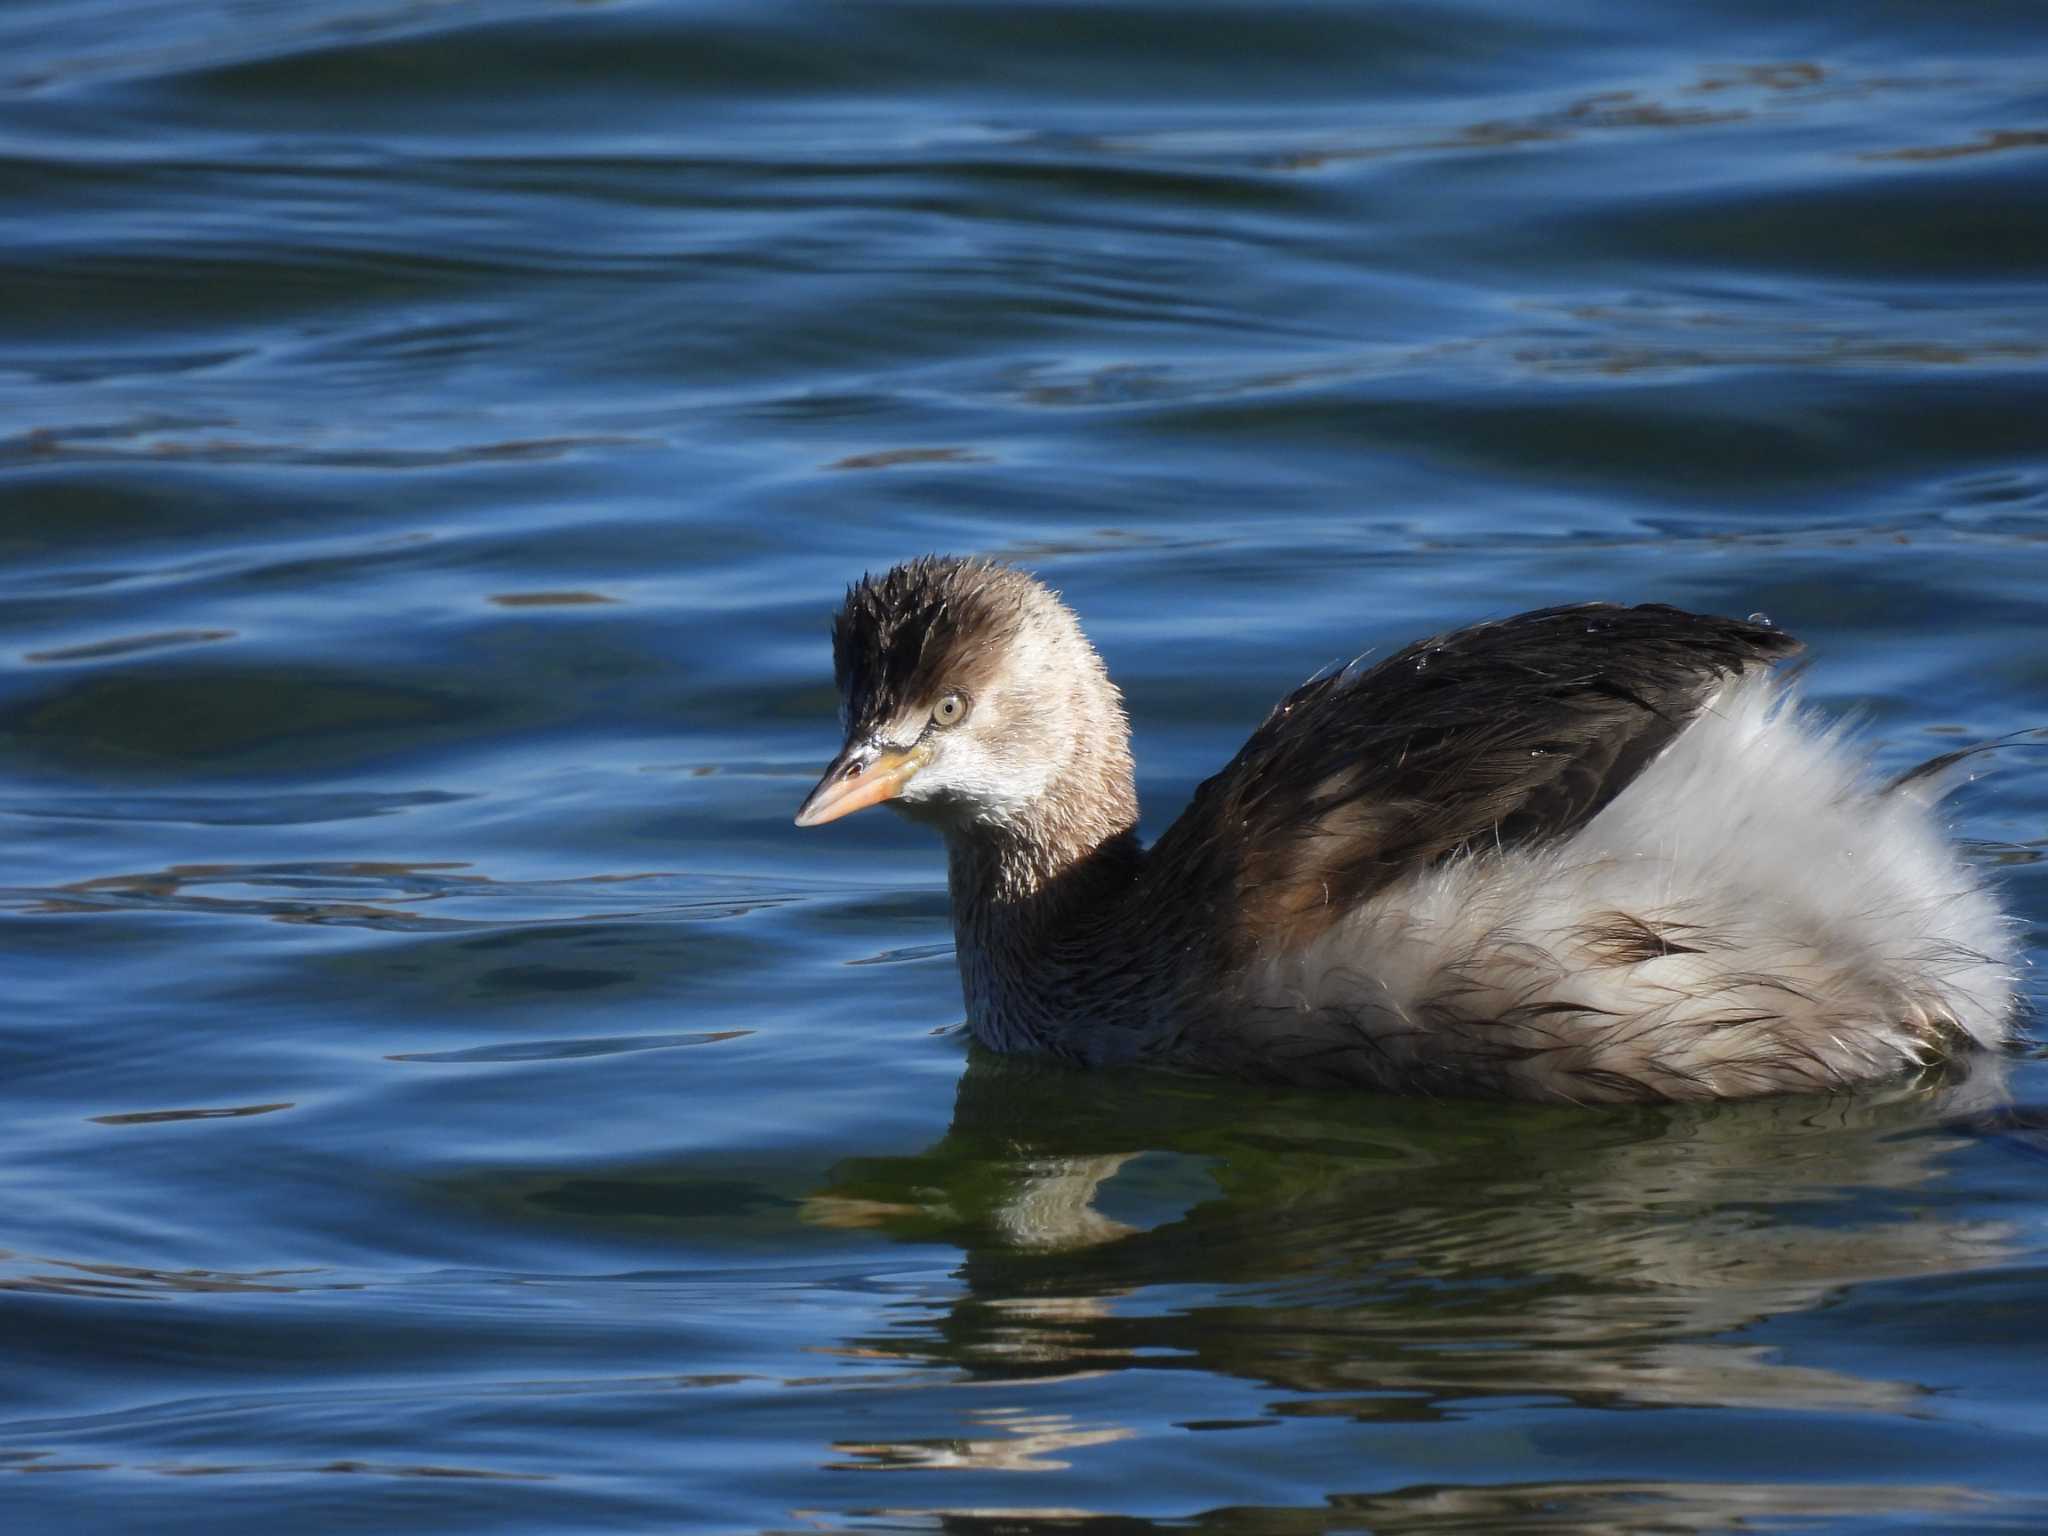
top-left (932, 693), bottom-right (967, 727)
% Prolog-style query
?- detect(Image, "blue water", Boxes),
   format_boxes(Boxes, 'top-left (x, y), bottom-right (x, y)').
top-left (4, 2), bottom-right (2047, 1530)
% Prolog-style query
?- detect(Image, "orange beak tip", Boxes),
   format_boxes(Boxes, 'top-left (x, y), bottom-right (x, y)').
top-left (795, 748), bottom-right (922, 828)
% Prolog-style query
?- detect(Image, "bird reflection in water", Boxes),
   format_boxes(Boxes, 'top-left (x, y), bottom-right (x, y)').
top-left (806, 1049), bottom-right (2019, 1426)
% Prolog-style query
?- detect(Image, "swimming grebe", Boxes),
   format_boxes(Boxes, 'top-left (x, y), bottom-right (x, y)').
top-left (796, 557), bottom-right (2016, 1102)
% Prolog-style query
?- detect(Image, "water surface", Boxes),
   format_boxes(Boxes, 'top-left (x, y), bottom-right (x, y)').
top-left (4, 1), bottom-right (2047, 1531)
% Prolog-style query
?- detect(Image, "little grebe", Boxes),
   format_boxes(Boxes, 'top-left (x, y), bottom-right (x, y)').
top-left (796, 557), bottom-right (2016, 1102)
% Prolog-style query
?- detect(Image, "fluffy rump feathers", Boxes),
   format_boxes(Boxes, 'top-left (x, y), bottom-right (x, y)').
top-left (1243, 675), bottom-right (2016, 1101)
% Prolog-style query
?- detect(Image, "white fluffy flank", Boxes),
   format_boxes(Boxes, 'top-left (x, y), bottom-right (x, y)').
top-left (1247, 674), bottom-right (2018, 1101)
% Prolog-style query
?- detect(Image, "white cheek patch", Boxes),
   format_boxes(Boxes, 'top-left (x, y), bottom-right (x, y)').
top-left (941, 738), bottom-right (1056, 825)
top-left (895, 695), bottom-right (1055, 828)
top-left (886, 611), bottom-right (1094, 830)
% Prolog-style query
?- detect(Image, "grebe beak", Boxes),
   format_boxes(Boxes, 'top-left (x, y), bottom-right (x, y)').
top-left (795, 741), bottom-right (928, 827)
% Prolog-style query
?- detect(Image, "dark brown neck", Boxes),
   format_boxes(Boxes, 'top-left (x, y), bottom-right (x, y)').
top-left (944, 783), bottom-right (1140, 908)
top-left (946, 820), bottom-right (1142, 925)
top-left (942, 785), bottom-right (1154, 1061)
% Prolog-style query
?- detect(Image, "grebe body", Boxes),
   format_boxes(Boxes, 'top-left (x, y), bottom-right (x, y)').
top-left (797, 558), bottom-right (2015, 1102)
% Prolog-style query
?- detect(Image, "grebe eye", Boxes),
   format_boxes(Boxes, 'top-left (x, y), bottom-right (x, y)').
top-left (932, 693), bottom-right (967, 727)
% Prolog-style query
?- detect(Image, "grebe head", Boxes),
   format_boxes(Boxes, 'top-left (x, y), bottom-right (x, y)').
top-left (794, 557), bottom-right (1135, 844)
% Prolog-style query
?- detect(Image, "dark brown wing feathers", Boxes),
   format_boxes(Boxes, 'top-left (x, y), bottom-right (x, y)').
top-left (1149, 603), bottom-right (1800, 956)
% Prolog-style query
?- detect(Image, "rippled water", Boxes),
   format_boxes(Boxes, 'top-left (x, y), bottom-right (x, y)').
top-left (5, 2), bottom-right (2047, 1530)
